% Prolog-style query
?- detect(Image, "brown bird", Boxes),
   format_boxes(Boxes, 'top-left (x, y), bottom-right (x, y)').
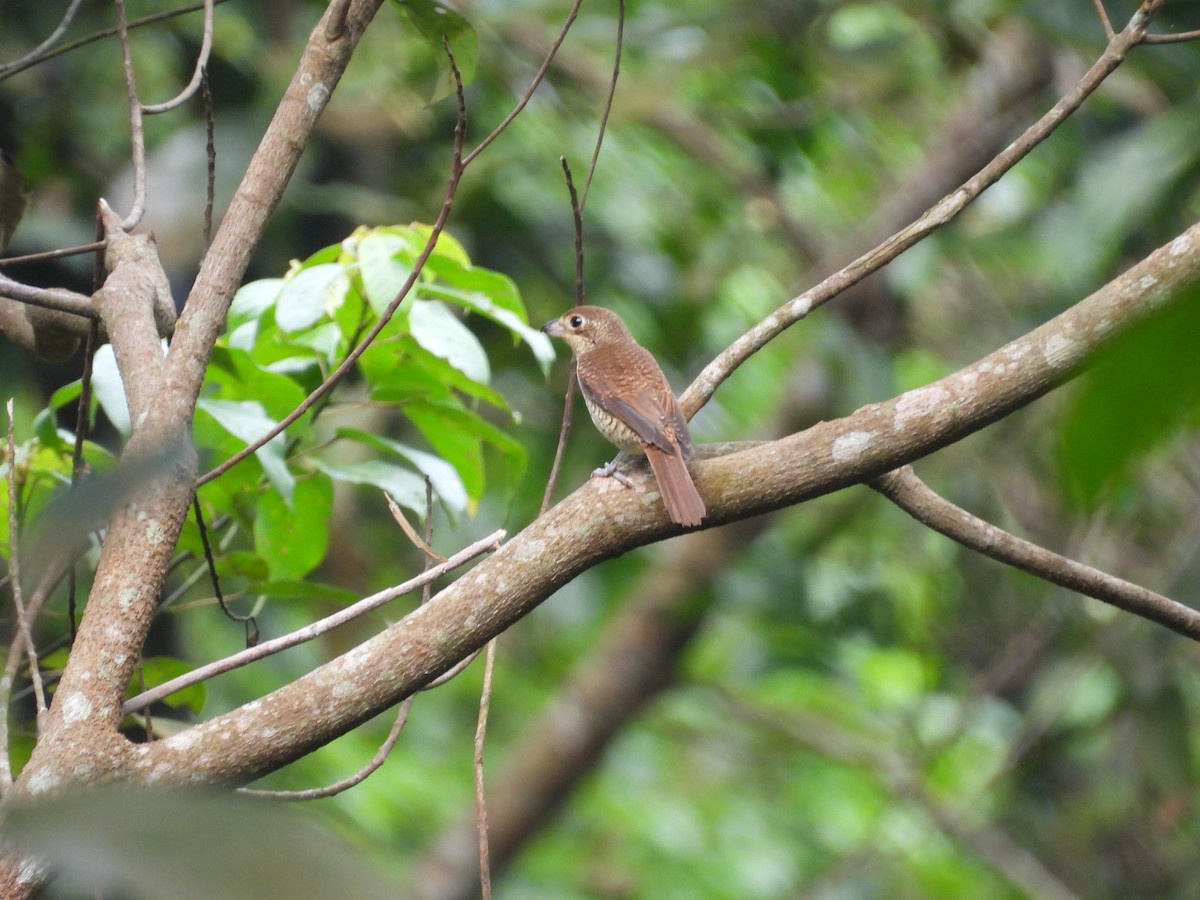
top-left (542, 305), bottom-right (705, 527)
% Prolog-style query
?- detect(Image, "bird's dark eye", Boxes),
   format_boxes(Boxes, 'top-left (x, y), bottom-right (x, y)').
top-left (569, 315), bottom-right (584, 329)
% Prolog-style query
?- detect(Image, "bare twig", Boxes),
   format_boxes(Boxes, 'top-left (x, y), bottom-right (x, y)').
top-left (541, 158), bottom-right (586, 513)
top-left (140, 0), bottom-right (215, 114)
top-left (870, 466), bottom-right (1200, 640)
top-left (1142, 27), bottom-right (1200, 44)
top-left (462, 0), bottom-right (585, 167)
top-left (1090, 0), bottom-right (1115, 39)
top-left (679, 0), bottom-right (1165, 419)
top-left (0, 0), bottom-right (85, 73)
top-left (238, 696), bottom-right (416, 800)
top-left (0, 0), bottom-right (233, 83)
top-left (201, 68), bottom-right (216, 250)
top-left (474, 639), bottom-right (497, 900)
top-left (122, 529), bottom-right (505, 714)
top-left (5, 400), bottom-right (47, 721)
top-left (579, 0), bottom-right (624, 212)
top-left (193, 494), bottom-right (258, 646)
top-left (0, 241), bottom-right (107, 267)
top-left (0, 275), bottom-right (98, 320)
top-left (113, 0), bottom-right (148, 229)
top-left (386, 492), bottom-right (448, 563)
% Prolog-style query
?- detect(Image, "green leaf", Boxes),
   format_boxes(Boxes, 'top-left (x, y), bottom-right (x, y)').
top-left (392, 0), bottom-right (478, 103)
top-left (229, 278), bottom-right (284, 329)
top-left (207, 347), bottom-right (308, 422)
top-left (252, 472), bottom-right (333, 580)
top-left (335, 427), bottom-right (468, 513)
top-left (196, 399), bottom-right (294, 505)
top-left (1057, 286), bottom-right (1200, 506)
top-left (408, 299), bottom-right (490, 384)
top-left (423, 280), bottom-right (556, 375)
top-left (358, 231), bottom-right (413, 315)
top-left (312, 457), bottom-right (429, 515)
top-left (276, 263), bottom-right (345, 333)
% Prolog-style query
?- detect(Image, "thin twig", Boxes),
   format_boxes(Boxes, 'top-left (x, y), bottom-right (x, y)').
top-left (5, 400), bottom-right (47, 721)
top-left (113, 0), bottom-right (148, 229)
top-left (678, 0), bottom-right (1165, 420)
top-left (193, 493), bottom-right (258, 645)
top-left (0, 0), bottom-right (85, 73)
top-left (462, 0), bottom-right (585, 167)
top-left (540, 158), bottom-right (587, 513)
top-left (122, 529), bottom-right (505, 714)
top-left (1090, 0), bottom-right (1115, 39)
top-left (579, 0), bottom-right (624, 212)
top-left (0, 241), bottom-right (107, 267)
top-left (385, 492), bottom-right (448, 563)
top-left (0, 0), bottom-right (233, 83)
top-left (140, 0), bottom-right (215, 114)
top-left (0, 274), bottom-right (98, 319)
top-left (239, 696), bottom-right (416, 800)
top-left (474, 638), bottom-right (497, 900)
top-left (870, 466), bottom-right (1200, 640)
top-left (1142, 27), bottom-right (1200, 44)
top-left (201, 67), bottom-right (217, 251)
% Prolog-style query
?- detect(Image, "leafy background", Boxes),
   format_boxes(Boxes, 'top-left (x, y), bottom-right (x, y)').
top-left (3, 0), bottom-right (1200, 897)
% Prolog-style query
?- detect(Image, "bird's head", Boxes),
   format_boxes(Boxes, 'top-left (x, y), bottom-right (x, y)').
top-left (541, 305), bottom-right (632, 355)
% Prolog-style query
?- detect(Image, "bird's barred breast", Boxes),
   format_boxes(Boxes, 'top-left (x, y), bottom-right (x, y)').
top-left (582, 393), bottom-right (645, 454)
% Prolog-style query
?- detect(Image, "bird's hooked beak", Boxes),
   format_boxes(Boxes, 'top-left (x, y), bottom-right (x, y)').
top-left (541, 318), bottom-right (566, 338)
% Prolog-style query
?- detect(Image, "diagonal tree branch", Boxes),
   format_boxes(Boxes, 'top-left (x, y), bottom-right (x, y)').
top-left (869, 466), bottom-right (1200, 637)
top-left (130, 216), bottom-right (1200, 786)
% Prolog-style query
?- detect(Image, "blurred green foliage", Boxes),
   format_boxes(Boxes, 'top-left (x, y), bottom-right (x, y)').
top-left (2, 0), bottom-right (1200, 898)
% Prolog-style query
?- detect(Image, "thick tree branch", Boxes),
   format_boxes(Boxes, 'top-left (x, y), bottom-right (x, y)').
top-left (7, 0), bottom-right (386, 835)
top-left (132, 218), bottom-right (1200, 785)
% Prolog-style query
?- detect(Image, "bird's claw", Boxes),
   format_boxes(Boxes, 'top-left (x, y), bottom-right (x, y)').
top-left (591, 456), bottom-right (636, 489)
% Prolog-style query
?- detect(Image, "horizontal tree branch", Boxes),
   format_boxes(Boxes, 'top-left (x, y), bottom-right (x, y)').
top-left (135, 215), bottom-right (1200, 785)
top-left (870, 466), bottom-right (1200, 638)
top-left (0, 275), bottom-right (97, 319)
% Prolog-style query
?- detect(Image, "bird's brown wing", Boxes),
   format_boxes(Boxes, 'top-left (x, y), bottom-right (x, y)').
top-left (576, 346), bottom-right (681, 453)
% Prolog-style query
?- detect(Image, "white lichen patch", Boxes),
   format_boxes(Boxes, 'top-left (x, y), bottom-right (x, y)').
top-left (513, 538), bottom-right (547, 561)
top-left (893, 386), bottom-right (949, 431)
top-left (1139, 275), bottom-right (1158, 292)
top-left (1042, 333), bottom-right (1079, 368)
top-left (61, 691), bottom-right (93, 723)
top-left (163, 729), bottom-right (201, 752)
top-left (1170, 234), bottom-right (1192, 257)
top-left (307, 83), bottom-right (331, 111)
top-left (119, 587), bottom-right (139, 611)
top-left (26, 766), bottom-right (59, 795)
top-left (831, 431), bottom-right (875, 462)
top-left (145, 518), bottom-right (167, 546)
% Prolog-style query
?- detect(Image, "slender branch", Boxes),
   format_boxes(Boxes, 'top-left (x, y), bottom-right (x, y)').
top-left (0, 0), bottom-right (85, 73)
top-left (140, 0), bottom-right (216, 114)
top-left (0, 0), bottom-right (234, 83)
top-left (122, 529), bottom-right (505, 714)
top-left (579, 0), bottom-right (623, 212)
top-left (238, 696), bottom-right (415, 800)
top-left (679, 0), bottom-right (1164, 419)
top-left (0, 275), bottom-right (98, 319)
top-left (1142, 27), bottom-right (1200, 44)
top-left (0, 242), bottom-right (107, 267)
top-left (870, 466), bottom-right (1200, 640)
top-left (5, 400), bottom-right (47, 723)
top-left (113, 0), bottom-right (148, 229)
top-left (1091, 0), bottom-right (1115, 39)
top-left (462, 0), bottom-right (585, 167)
top-left (386, 492), bottom-right (447, 562)
top-left (474, 640), bottom-right (497, 900)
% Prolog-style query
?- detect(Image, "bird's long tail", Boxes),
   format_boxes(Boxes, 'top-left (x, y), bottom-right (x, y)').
top-left (644, 446), bottom-right (705, 527)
